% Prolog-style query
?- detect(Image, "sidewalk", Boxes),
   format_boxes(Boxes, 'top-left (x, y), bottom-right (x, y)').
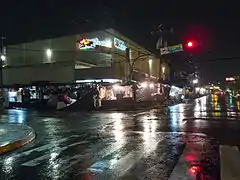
top-left (0, 124), bottom-right (36, 154)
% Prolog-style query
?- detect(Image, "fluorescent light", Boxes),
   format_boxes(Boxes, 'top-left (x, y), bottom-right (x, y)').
top-left (76, 79), bottom-right (122, 83)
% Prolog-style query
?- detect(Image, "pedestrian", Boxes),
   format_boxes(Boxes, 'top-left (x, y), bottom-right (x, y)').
top-left (92, 85), bottom-right (99, 110)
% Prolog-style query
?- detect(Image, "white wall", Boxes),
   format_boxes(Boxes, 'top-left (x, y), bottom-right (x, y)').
top-left (7, 36), bottom-right (76, 66)
top-left (3, 63), bottom-right (75, 86)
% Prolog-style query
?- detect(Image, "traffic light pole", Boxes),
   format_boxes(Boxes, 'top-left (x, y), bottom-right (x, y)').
top-left (158, 40), bottom-right (167, 81)
top-left (152, 24), bottom-right (171, 81)
top-left (125, 48), bottom-right (130, 82)
top-left (0, 35), bottom-right (4, 89)
top-left (0, 34), bottom-right (5, 106)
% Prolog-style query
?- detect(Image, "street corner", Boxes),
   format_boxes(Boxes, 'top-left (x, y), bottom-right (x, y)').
top-left (0, 124), bottom-right (36, 155)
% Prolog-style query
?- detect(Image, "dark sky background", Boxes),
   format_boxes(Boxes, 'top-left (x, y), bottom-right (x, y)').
top-left (1, 1), bottom-right (240, 83)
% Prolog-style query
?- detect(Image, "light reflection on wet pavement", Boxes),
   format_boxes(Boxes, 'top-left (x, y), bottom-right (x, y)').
top-left (1, 95), bottom-right (240, 179)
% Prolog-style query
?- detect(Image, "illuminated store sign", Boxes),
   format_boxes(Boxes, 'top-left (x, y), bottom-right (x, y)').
top-left (114, 37), bottom-right (127, 51)
top-left (78, 38), bottom-right (112, 50)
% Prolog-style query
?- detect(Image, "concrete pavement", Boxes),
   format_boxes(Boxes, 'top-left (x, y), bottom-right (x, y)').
top-left (0, 124), bottom-right (35, 154)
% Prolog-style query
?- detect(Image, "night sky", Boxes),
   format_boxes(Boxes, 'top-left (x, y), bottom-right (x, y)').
top-left (1, 1), bottom-right (240, 83)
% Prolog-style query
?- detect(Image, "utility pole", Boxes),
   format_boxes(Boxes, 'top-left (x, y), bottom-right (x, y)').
top-left (125, 47), bottom-right (130, 82)
top-left (152, 24), bottom-right (173, 81)
top-left (152, 24), bottom-right (164, 80)
top-left (152, 24), bottom-right (166, 80)
top-left (0, 33), bottom-right (6, 106)
top-left (0, 33), bottom-right (6, 89)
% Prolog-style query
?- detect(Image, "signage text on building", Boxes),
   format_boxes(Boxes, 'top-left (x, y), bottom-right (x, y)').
top-left (78, 38), bottom-right (112, 50)
top-left (114, 37), bottom-right (127, 51)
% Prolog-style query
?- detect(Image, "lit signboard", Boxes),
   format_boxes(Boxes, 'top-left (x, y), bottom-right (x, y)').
top-left (226, 77), bottom-right (235, 81)
top-left (78, 39), bottom-right (92, 49)
top-left (78, 38), bottom-right (112, 50)
top-left (114, 37), bottom-right (127, 51)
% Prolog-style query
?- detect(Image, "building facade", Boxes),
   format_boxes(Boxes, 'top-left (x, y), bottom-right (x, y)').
top-left (3, 29), bottom-right (161, 86)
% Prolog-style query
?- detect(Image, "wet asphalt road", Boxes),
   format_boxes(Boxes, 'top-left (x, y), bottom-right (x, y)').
top-left (1, 94), bottom-right (240, 179)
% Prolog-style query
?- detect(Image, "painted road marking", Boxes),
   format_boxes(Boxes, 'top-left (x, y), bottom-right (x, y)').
top-left (0, 135), bottom-right (82, 162)
top-left (133, 111), bottom-right (149, 117)
top-left (220, 145), bottom-right (240, 180)
top-left (97, 141), bottom-right (160, 177)
top-left (59, 137), bottom-right (128, 174)
top-left (2, 132), bottom-right (219, 179)
top-left (21, 140), bottom-right (89, 167)
top-left (102, 150), bottom-right (144, 177)
top-left (85, 137), bottom-right (163, 178)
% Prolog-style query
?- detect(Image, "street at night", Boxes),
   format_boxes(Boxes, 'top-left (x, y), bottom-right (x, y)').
top-left (1, 95), bottom-right (240, 179)
top-left (1, 1), bottom-right (240, 180)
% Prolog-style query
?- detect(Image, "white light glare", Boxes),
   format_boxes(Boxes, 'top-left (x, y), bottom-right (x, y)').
top-left (199, 88), bottom-right (206, 94)
top-left (162, 66), bottom-right (165, 73)
top-left (1, 55), bottom-right (6, 61)
top-left (193, 79), bottom-right (198, 84)
top-left (105, 39), bottom-right (112, 48)
top-left (76, 79), bottom-right (122, 83)
top-left (149, 83), bottom-right (154, 88)
top-left (113, 84), bottom-right (122, 90)
top-left (195, 87), bottom-right (200, 92)
top-left (46, 49), bottom-right (52, 57)
top-left (141, 82), bottom-right (148, 88)
top-left (148, 59), bottom-right (153, 65)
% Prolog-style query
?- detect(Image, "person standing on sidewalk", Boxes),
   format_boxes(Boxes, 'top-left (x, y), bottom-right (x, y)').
top-left (132, 83), bottom-right (138, 101)
top-left (92, 84), bottom-right (100, 110)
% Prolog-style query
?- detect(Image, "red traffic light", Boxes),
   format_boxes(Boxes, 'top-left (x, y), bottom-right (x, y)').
top-left (187, 42), bottom-right (193, 47)
top-left (185, 40), bottom-right (201, 49)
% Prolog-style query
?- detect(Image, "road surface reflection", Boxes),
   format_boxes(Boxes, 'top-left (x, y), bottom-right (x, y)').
top-left (0, 95), bottom-right (240, 179)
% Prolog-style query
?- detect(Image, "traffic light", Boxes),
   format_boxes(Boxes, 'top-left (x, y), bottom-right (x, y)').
top-left (185, 40), bottom-right (201, 49)
top-left (187, 41), bottom-right (193, 47)
top-left (186, 41), bottom-right (196, 48)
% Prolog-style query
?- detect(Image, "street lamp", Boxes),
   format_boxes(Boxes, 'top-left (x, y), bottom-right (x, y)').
top-left (0, 54), bottom-right (5, 89)
top-left (46, 49), bottom-right (52, 63)
top-left (162, 66), bottom-right (165, 73)
top-left (148, 59), bottom-right (153, 65)
top-left (46, 49), bottom-right (52, 58)
top-left (193, 79), bottom-right (198, 84)
top-left (148, 59), bottom-right (153, 76)
top-left (0, 55), bottom-right (6, 61)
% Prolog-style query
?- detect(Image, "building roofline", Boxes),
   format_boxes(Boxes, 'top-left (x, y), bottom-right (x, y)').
top-left (8, 27), bottom-right (154, 55)
top-left (105, 28), bottom-right (152, 54)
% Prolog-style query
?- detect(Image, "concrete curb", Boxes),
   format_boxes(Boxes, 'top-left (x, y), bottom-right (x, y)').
top-left (0, 128), bottom-right (36, 155)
